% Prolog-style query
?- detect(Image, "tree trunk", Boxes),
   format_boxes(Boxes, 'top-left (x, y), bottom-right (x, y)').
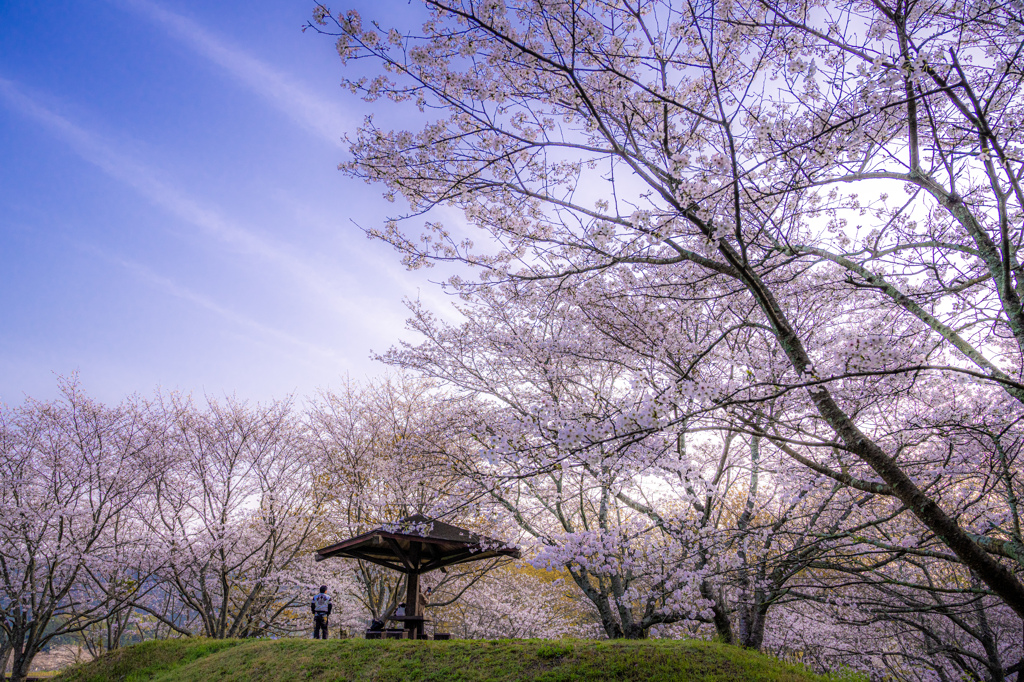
top-left (0, 635), bottom-right (10, 681)
top-left (567, 569), bottom-right (623, 638)
top-left (738, 603), bottom-right (768, 650)
top-left (620, 621), bottom-right (649, 639)
top-left (701, 581), bottom-right (735, 645)
top-left (9, 638), bottom-right (35, 682)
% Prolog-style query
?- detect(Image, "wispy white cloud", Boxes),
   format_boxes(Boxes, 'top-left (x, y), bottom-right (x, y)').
top-left (101, 0), bottom-right (472, 328)
top-left (116, 0), bottom-right (351, 146)
top-left (0, 76), bottom-right (420, 365)
top-left (0, 76), bottom-right (396, 321)
top-left (0, 75), bottom-right (352, 368)
top-left (107, 254), bottom-right (348, 368)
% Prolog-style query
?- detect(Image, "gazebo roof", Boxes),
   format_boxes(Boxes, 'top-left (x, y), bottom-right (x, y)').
top-left (314, 514), bottom-right (520, 574)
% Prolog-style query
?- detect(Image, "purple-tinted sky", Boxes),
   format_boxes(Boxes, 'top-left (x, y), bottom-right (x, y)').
top-left (0, 0), bottom-right (456, 403)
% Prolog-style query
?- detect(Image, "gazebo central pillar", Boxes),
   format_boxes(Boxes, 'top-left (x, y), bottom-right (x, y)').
top-left (405, 542), bottom-right (422, 617)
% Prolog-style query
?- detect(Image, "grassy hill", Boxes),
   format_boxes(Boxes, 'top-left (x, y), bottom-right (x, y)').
top-left (55, 637), bottom-right (862, 682)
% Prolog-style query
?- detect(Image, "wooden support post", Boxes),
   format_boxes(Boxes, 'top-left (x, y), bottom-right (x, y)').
top-left (406, 571), bottom-right (419, 616)
top-left (406, 541), bottom-right (421, 616)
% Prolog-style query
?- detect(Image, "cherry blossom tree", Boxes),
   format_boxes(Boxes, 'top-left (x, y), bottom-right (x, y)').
top-left (311, 0), bottom-right (1024, 627)
top-left (378, 276), bottom-right (868, 641)
top-left (0, 383), bottom-right (159, 682)
top-left (73, 503), bottom-right (165, 656)
top-left (133, 395), bottom-right (327, 639)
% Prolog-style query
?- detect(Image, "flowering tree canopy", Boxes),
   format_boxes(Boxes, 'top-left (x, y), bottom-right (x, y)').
top-left (312, 0), bottom-right (1024, 631)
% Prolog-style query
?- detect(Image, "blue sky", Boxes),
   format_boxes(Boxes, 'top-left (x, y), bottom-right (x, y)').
top-left (0, 0), bottom-right (453, 403)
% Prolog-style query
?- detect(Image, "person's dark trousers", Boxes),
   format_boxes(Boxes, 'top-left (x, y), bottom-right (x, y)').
top-left (314, 614), bottom-right (329, 639)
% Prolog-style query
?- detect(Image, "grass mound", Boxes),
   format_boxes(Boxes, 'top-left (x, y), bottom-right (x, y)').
top-left (57, 637), bottom-right (861, 682)
top-left (54, 639), bottom-right (244, 682)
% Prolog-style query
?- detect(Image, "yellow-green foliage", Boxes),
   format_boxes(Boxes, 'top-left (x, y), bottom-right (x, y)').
top-left (57, 637), bottom-right (865, 682)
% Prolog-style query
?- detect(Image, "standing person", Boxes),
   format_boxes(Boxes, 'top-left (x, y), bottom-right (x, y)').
top-left (311, 585), bottom-right (332, 639)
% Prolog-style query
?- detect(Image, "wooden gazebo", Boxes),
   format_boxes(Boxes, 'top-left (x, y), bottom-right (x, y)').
top-left (315, 514), bottom-right (520, 637)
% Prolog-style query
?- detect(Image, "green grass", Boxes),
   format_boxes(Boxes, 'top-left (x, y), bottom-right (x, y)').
top-left (56, 637), bottom-right (864, 682)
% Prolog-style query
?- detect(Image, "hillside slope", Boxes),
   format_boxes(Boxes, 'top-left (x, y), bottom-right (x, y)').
top-left (56, 637), bottom-right (861, 682)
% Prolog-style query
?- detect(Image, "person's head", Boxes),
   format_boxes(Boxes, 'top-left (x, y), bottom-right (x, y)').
top-left (319, 585), bottom-right (328, 593)
top-left (399, 602), bottom-right (406, 608)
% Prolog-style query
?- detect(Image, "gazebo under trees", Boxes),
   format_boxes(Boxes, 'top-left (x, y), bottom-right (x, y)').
top-left (315, 514), bottom-right (520, 638)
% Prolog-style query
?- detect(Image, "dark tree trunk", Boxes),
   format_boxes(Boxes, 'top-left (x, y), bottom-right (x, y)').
top-left (9, 635), bottom-right (36, 682)
top-left (701, 581), bottom-right (735, 645)
top-left (738, 602), bottom-right (768, 650)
